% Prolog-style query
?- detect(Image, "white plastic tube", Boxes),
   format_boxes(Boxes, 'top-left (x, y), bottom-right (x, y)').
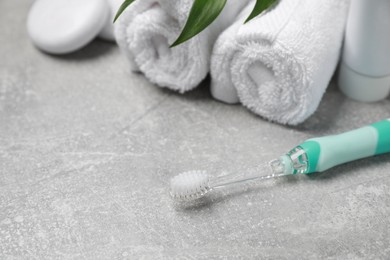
top-left (338, 0), bottom-right (390, 102)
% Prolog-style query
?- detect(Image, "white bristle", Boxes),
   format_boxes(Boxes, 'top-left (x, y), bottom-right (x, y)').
top-left (170, 171), bottom-right (210, 201)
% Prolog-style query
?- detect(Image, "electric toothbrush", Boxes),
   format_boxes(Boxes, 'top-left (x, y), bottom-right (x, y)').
top-left (170, 119), bottom-right (390, 201)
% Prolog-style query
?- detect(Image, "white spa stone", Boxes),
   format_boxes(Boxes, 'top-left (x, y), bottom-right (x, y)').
top-left (27, 0), bottom-right (108, 54)
top-left (98, 0), bottom-right (123, 42)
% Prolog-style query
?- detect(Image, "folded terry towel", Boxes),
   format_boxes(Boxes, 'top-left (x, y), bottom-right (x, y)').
top-left (115, 0), bottom-right (250, 92)
top-left (210, 0), bottom-right (350, 125)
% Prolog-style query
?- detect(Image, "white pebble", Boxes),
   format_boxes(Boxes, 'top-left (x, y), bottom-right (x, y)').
top-left (27, 0), bottom-right (109, 54)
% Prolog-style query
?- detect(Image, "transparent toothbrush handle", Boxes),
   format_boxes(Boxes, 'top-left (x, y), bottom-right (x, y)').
top-left (210, 161), bottom-right (293, 189)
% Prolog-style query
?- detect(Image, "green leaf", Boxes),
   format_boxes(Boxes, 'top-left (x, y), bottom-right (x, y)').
top-left (170, 0), bottom-right (227, 47)
top-left (245, 0), bottom-right (277, 23)
top-left (113, 0), bottom-right (136, 23)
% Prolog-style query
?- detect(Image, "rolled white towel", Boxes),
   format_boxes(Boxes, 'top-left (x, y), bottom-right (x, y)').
top-left (211, 0), bottom-right (350, 125)
top-left (114, 0), bottom-right (250, 92)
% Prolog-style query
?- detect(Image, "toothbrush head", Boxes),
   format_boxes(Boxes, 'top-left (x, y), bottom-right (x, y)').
top-left (170, 171), bottom-right (210, 201)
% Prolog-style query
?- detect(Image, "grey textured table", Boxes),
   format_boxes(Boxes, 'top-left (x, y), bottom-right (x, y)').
top-left (1, 1), bottom-right (390, 259)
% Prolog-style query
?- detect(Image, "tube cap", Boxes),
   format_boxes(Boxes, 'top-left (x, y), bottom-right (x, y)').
top-left (338, 62), bottom-right (390, 102)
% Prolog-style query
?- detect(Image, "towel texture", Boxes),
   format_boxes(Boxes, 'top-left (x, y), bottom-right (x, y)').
top-left (115, 0), bottom-right (250, 92)
top-left (211, 0), bottom-right (350, 125)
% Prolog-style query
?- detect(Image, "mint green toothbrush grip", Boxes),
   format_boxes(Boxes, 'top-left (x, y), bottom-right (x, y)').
top-left (300, 119), bottom-right (390, 173)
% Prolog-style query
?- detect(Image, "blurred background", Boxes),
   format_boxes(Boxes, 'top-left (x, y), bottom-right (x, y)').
top-left (1, 0), bottom-right (390, 259)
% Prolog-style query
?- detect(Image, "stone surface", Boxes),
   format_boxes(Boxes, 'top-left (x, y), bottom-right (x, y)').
top-left (1, 0), bottom-right (390, 259)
